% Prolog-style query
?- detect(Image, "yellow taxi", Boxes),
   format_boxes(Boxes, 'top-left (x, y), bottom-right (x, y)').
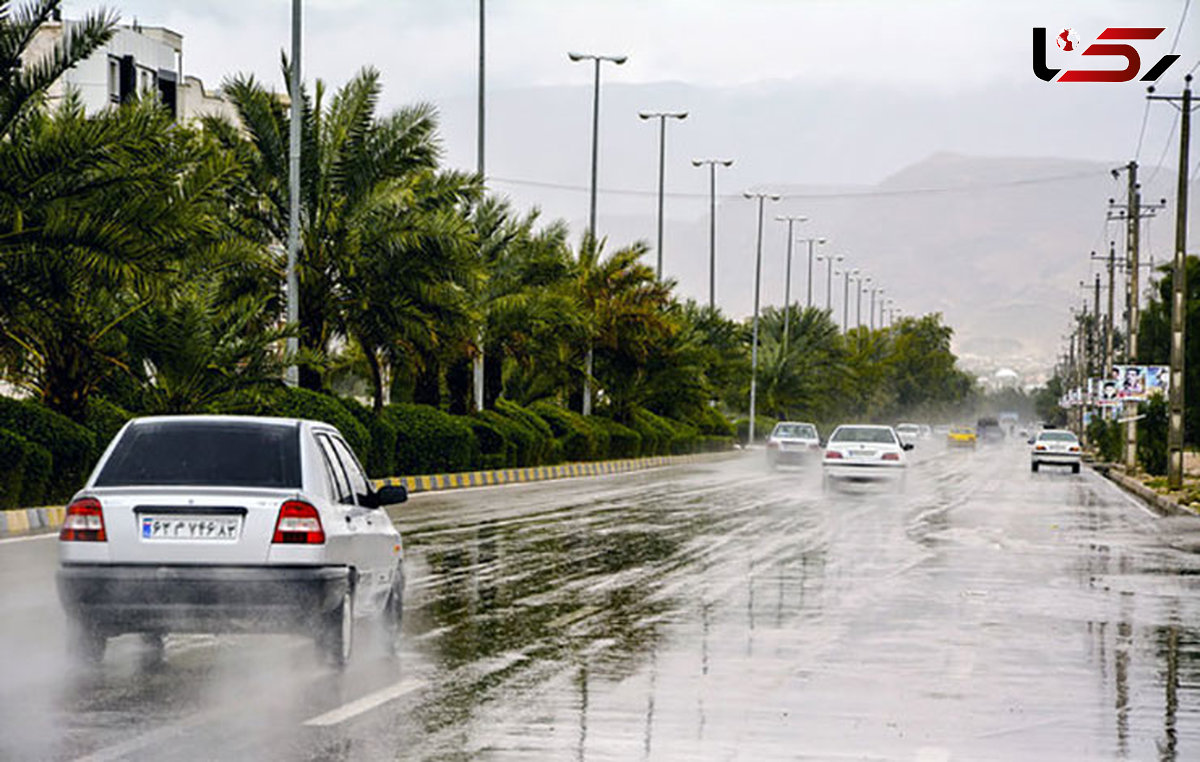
top-left (947, 424), bottom-right (977, 447)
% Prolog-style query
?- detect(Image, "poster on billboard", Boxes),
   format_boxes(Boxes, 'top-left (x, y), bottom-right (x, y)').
top-left (1108, 365), bottom-right (1169, 401)
top-left (1091, 376), bottom-right (1121, 406)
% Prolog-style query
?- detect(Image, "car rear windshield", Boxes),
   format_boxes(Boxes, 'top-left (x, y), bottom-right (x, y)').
top-left (95, 421), bottom-right (302, 488)
top-left (775, 424), bottom-right (816, 438)
top-left (1038, 431), bottom-right (1078, 443)
top-left (830, 427), bottom-right (897, 444)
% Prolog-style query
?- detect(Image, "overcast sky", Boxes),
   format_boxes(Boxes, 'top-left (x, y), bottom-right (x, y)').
top-left (59, 1), bottom-right (1200, 366)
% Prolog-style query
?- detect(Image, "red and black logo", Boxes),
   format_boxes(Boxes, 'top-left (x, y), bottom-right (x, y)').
top-left (1033, 27), bottom-right (1179, 82)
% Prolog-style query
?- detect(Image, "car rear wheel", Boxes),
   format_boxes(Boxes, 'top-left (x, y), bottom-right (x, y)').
top-left (67, 619), bottom-right (107, 666)
top-left (1071, 463), bottom-right (1081, 474)
top-left (1031, 462), bottom-right (1039, 473)
top-left (318, 589), bottom-right (353, 669)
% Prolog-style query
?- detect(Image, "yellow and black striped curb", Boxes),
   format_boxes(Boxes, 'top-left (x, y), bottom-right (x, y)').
top-left (0, 451), bottom-right (740, 537)
top-left (0, 505), bottom-right (66, 536)
top-left (372, 451), bottom-right (738, 494)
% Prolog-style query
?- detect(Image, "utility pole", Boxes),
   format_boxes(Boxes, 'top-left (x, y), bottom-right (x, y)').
top-left (1148, 75), bottom-right (1193, 489)
top-left (744, 191), bottom-right (780, 446)
top-left (1124, 161), bottom-right (1140, 467)
top-left (473, 0), bottom-right (485, 411)
top-left (285, 0), bottom-right (302, 387)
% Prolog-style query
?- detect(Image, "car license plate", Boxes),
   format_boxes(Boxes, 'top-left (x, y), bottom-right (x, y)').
top-left (849, 450), bottom-right (876, 458)
top-left (141, 515), bottom-right (241, 541)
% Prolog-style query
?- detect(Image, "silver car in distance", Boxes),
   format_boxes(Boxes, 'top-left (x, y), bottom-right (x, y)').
top-left (57, 415), bottom-right (408, 668)
top-left (822, 424), bottom-right (911, 490)
top-left (1029, 429), bottom-right (1082, 473)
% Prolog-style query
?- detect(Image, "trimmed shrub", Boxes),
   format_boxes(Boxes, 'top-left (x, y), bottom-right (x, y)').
top-left (467, 417), bottom-right (509, 470)
top-left (690, 406), bottom-right (736, 438)
top-left (698, 434), bottom-right (736, 453)
top-left (630, 408), bottom-right (675, 455)
top-left (666, 418), bottom-right (700, 455)
top-left (496, 399), bottom-right (560, 464)
top-left (1138, 396), bottom-right (1167, 476)
top-left (0, 428), bottom-right (26, 509)
top-left (582, 416), bottom-right (611, 460)
top-left (83, 396), bottom-right (133, 451)
top-left (383, 403), bottom-right (478, 474)
top-left (20, 441), bottom-right (52, 506)
top-left (529, 401), bottom-right (598, 462)
top-left (0, 397), bottom-right (96, 501)
top-left (478, 409), bottom-right (535, 467)
top-left (338, 398), bottom-right (397, 478)
top-left (590, 416), bottom-right (641, 458)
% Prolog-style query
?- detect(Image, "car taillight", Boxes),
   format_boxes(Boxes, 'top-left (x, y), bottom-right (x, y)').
top-left (767, 440), bottom-right (779, 449)
top-left (1069, 446), bottom-right (1080, 452)
top-left (273, 500), bottom-right (325, 544)
top-left (824, 450), bottom-right (843, 459)
top-left (882, 452), bottom-right (900, 461)
top-left (1035, 445), bottom-right (1046, 451)
top-left (60, 497), bottom-right (106, 542)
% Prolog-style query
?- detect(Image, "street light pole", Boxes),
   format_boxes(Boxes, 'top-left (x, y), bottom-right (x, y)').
top-left (640, 111), bottom-right (687, 280)
top-left (871, 287), bottom-right (884, 330)
top-left (775, 215), bottom-right (808, 356)
top-left (285, 0), bottom-right (302, 387)
top-left (798, 237), bottom-right (827, 309)
top-left (842, 268), bottom-right (857, 333)
top-left (745, 191), bottom-right (780, 446)
top-left (818, 254), bottom-right (843, 311)
top-left (473, 0), bottom-right (486, 411)
top-left (858, 276), bottom-right (870, 329)
top-left (570, 51), bottom-right (627, 417)
top-left (692, 159), bottom-right (734, 308)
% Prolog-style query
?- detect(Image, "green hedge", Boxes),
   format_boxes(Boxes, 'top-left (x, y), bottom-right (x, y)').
top-left (83, 396), bottom-right (133, 451)
top-left (529, 401), bottom-right (598, 462)
top-left (20, 441), bottom-right (52, 506)
top-left (477, 409), bottom-right (535, 467)
top-left (0, 397), bottom-right (97, 501)
top-left (630, 408), bottom-right (677, 455)
top-left (467, 417), bottom-right (509, 470)
top-left (690, 406), bottom-right (735, 438)
top-left (383, 403), bottom-right (478, 474)
top-left (734, 416), bottom-right (779, 444)
top-left (0, 428), bottom-right (26, 509)
top-left (258, 387), bottom-right (372, 460)
top-left (590, 416), bottom-right (642, 458)
top-left (496, 399), bottom-right (560, 464)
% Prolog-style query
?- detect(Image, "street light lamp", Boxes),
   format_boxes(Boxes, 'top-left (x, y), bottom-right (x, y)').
top-left (639, 111), bottom-right (687, 281)
top-left (692, 159), bottom-right (734, 308)
top-left (775, 215), bottom-right (808, 355)
top-left (744, 190), bottom-right (781, 446)
top-left (569, 51), bottom-right (627, 416)
top-left (817, 253), bottom-right (843, 311)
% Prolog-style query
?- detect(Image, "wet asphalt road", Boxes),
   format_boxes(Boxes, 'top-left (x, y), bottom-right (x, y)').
top-left (3, 441), bottom-right (1200, 761)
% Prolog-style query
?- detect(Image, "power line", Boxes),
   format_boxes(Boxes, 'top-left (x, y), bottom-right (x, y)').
top-left (486, 168), bottom-right (1111, 201)
top-left (1170, 0), bottom-right (1192, 53)
top-left (1134, 100), bottom-right (1153, 159)
top-left (1145, 110), bottom-right (1181, 187)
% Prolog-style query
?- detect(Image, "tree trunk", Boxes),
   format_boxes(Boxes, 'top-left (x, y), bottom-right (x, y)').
top-left (413, 355), bottom-right (441, 407)
top-left (446, 355), bottom-right (472, 415)
top-left (362, 343), bottom-right (385, 412)
top-left (483, 340), bottom-right (503, 409)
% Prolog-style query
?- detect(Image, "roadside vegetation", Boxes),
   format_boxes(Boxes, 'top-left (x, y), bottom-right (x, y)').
top-left (0, 1), bottom-right (977, 507)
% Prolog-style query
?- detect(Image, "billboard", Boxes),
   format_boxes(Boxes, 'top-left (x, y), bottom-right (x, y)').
top-left (1089, 365), bottom-right (1169, 405)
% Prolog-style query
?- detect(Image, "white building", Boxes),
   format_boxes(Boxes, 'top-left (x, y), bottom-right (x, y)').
top-left (25, 16), bottom-right (238, 124)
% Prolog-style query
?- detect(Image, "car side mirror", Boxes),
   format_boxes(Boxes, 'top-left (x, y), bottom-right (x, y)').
top-left (364, 484), bottom-right (408, 508)
top-left (902, 443), bottom-right (914, 451)
top-left (1027, 438), bottom-right (1036, 445)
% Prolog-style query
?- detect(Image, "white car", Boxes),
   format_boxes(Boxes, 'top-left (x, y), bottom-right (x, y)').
top-left (1030, 429), bottom-right (1082, 473)
top-left (57, 415), bottom-right (408, 668)
top-left (822, 424), bottom-right (911, 489)
top-left (765, 421), bottom-right (822, 468)
top-left (894, 423), bottom-right (921, 448)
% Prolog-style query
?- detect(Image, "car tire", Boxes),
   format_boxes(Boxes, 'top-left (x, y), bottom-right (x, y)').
top-left (1031, 462), bottom-right (1039, 473)
top-left (1071, 463), bottom-right (1081, 474)
top-left (68, 619), bottom-right (107, 666)
top-left (318, 589), bottom-right (354, 669)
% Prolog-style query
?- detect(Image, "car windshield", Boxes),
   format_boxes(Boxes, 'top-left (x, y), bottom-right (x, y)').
top-left (1038, 431), bottom-right (1078, 443)
top-left (95, 421), bottom-right (302, 488)
top-left (831, 427), bottom-right (898, 445)
top-left (774, 424), bottom-right (816, 438)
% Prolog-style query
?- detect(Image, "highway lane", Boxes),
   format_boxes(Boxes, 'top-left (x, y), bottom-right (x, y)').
top-left (3, 441), bottom-right (1200, 760)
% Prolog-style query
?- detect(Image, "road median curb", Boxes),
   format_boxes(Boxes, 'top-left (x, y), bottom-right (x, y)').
top-left (0, 451), bottom-right (741, 538)
top-left (373, 450), bottom-right (741, 494)
top-left (1096, 464), bottom-right (1199, 518)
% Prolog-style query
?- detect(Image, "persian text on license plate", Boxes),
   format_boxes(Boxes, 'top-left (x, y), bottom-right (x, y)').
top-left (141, 516), bottom-right (241, 541)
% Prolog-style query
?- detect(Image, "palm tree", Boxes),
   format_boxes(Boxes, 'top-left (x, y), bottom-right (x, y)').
top-left (0, 0), bottom-right (116, 140)
top-left (753, 305), bottom-right (849, 422)
top-left (217, 66), bottom-right (478, 397)
top-left (0, 96), bottom-right (247, 420)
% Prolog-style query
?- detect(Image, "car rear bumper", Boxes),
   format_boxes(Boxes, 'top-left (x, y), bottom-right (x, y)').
top-left (823, 463), bottom-right (905, 481)
top-left (768, 448), bottom-right (820, 464)
top-left (57, 564), bottom-right (351, 635)
top-left (1032, 453), bottom-right (1081, 466)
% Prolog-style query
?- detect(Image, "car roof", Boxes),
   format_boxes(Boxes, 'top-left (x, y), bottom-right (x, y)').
top-left (127, 414), bottom-right (321, 430)
top-left (775, 421), bottom-right (816, 427)
top-left (833, 424), bottom-right (893, 431)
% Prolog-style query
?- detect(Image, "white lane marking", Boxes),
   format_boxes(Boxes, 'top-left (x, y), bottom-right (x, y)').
top-left (74, 712), bottom-right (214, 762)
top-left (302, 678), bottom-right (426, 727)
top-left (1088, 469), bottom-right (1160, 518)
top-left (0, 531), bottom-right (57, 545)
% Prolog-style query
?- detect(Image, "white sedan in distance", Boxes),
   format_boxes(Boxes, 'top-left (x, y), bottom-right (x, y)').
top-left (1030, 429), bottom-right (1082, 474)
top-left (57, 415), bottom-right (408, 668)
top-left (822, 424), bottom-right (912, 490)
top-left (765, 421), bottom-right (822, 468)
